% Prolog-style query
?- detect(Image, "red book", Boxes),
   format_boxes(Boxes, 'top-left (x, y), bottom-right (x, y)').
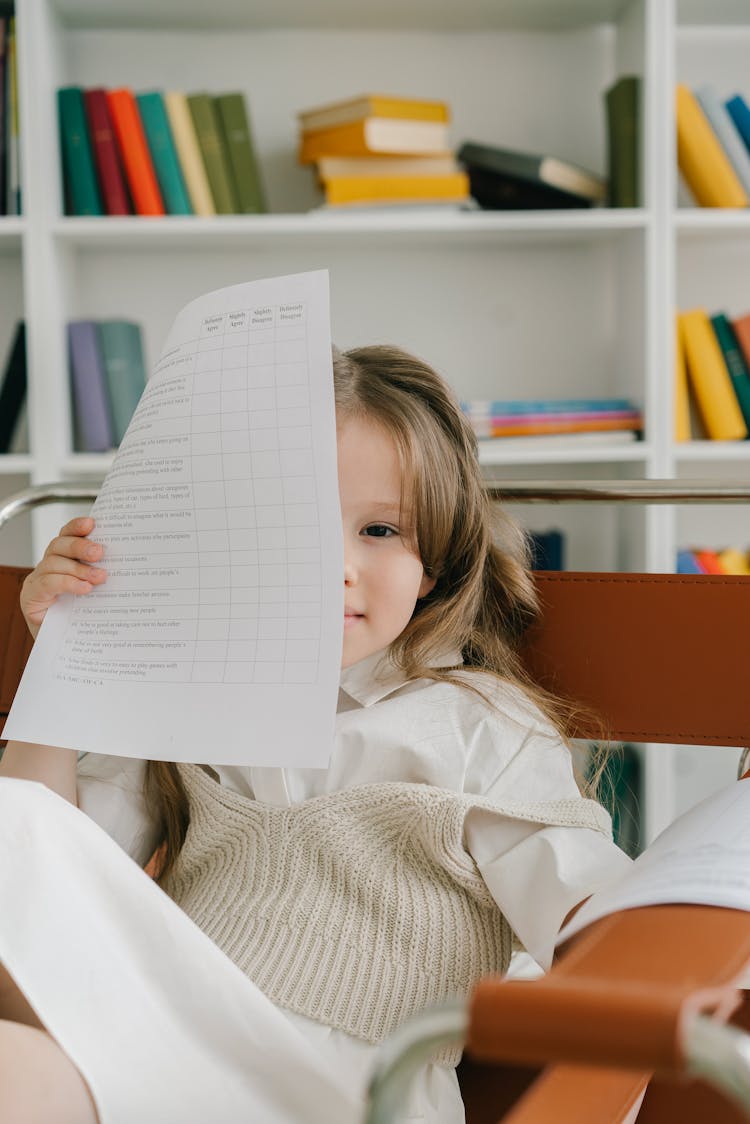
top-left (693, 549), bottom-right (726, 575)
top-left (83, 88), bottom-right (131, 215)
top-left (106, 88), bottom-right (164, 215)
top-left (732, 312), bottom-right (750, 370)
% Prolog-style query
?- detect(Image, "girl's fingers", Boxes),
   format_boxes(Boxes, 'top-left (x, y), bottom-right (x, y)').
top-left (56, 515), bottom-right (96, 539)
top-left (43, 533), bottom-right (104, 565)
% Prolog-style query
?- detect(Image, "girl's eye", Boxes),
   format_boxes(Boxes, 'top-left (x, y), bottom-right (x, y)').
top-left (362, 524), bottom-right (397, 538)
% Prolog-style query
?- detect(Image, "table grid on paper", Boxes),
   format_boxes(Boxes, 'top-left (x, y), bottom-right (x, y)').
top-left (57, 300), bottom-right (324, 688)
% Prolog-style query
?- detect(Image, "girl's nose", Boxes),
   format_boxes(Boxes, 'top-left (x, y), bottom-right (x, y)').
top-left (343, 548), bottom-right (357, 586)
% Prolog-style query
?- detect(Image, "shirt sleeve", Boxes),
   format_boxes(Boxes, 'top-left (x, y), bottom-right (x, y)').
top-left (464, 703), bottom-right (633, 971)
top-left (76, 754), bottom-right (161, 867)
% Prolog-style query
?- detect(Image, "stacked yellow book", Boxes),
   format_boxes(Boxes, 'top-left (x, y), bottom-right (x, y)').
top-left (297, 93), bottom-right (469, 208)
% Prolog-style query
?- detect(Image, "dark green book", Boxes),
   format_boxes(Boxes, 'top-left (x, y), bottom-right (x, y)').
top-left (0, 321), bottom-right (25, 453)
top-left (187, 93), bottom-right (238, 214)
top-left (711, 312), bottom-right (750, 433)
top-left (136, 91), bottom-right (192, 215)
top-left (214, 93), bottom-right (266, 214)
top-left (605, 74), bottom-right (640, 207)
top-left (57, 86), bottom-right (103, 215)
top-left (97, 320), bottom-right (147, 444)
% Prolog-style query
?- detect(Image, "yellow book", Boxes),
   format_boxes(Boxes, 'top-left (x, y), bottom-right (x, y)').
top-left (298, 94), bottom-right (450, 133)
top-left (164, 91), bottom-right (216, 216)
top-left (718, 547), bottom-right (750, 575)
top-left (675, 84), bottom-right (749, 207)
top-left (674, 318), bottom-right (692, 441)
top-left (678, 309), bottom-right (748, 439)
top-left (317, 154), bottom-right (457, 179)
top-left (324, 171), bottom-right (469, 206)
top-left (299, 118), bottom-right (449, 164)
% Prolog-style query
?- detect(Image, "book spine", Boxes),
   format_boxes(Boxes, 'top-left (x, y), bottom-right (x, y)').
top-left (0, 321), bottom-right (25, 453)
top-left (324, 171), bottom-right (469, 205)
top-left (709, 312), bottom-right (750, 429)
top-left (605, 75), bottom-right (640, 207)
top-left (480, 418), bottom-right (642, 437)
top-left (462, 397), bottom-right (636, 414)
top-left (164, 92), bottom-right (215, 216)
top-left (678, 309), bottom-right (748, 439)
top-left (676, 549), bottom-right (705, 575)
top-left (483, 409), bottom-right (641, 425)
top-left (106, 89), bottom-right (165, 216)
top-left (136, 92), bottom-right (192, 215)
top-left (57, 87), bottom-right (103, 216)
top-left (674, 319), bottom-right (692, 441)
top-left (725, 95), bottom-right (750, 155)
top-left (0, 18), bottom-right (7, 216)
top-left (83, 89), bottom-right (131, 215)
top-left (67, 321), bottom-right (114, 452)
top-left (718, 547), bottom-right (750, 575)
top-left (675, 84), bottom-right (749, 208)
top-left (97, 321), bottom-right (147, 444)
top-left (732, 312), bottom-right (750, 372)
top-left (692, 549), bottom-right (725, 575)
top-left (214, 93), bottom-right (265, 214)
top-left (187, 93), bottom-right (238, 213)
top-left (5, 16), bottom-right (18, 216)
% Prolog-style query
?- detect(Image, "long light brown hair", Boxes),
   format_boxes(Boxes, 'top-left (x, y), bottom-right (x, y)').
top-left (145, 344), bottom-right (596, 881)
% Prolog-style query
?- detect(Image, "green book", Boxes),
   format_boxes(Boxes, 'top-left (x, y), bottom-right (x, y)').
top-left (186, 93), bottom-right (238, 214)
top-left (605, 74), bottom-right (640, 207)
top-left (136, 91), bottom-right (192, 215)
top-left (214, 93), bottom-right (266, 214)
top-left (57, 86), bottom-right (103, 215)
top-left (97, 320), bottom-right (147, 444)
top-left (710, 312), bottom-right (750, 432)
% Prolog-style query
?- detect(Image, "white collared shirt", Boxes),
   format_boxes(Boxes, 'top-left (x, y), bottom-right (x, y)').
top-left (77, 648), bottom-right (631, 971)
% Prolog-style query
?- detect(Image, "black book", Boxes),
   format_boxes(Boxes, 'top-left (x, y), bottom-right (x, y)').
top-left (0, 320), bottom-right (26, 453)
top-left (458, 140), bottom-right (606, 210)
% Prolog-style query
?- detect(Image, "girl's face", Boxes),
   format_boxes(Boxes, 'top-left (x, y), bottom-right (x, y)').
top-left (337, 415), bottom-right (435, 669)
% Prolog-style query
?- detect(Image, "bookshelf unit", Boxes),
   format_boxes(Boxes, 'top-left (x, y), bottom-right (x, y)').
top-left (3, 0), bottom-right (749, 839)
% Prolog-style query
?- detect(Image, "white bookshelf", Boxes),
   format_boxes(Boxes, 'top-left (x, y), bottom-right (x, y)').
top-left (2, 0), bottom-right (748, 838)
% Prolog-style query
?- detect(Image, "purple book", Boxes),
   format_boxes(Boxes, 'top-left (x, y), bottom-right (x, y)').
top-left (67, 320), bottom-right (114, 452)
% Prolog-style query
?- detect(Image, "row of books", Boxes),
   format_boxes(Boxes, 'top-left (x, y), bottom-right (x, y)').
top-left (297, 93), bottom-right (470, 208)
top-left (676, 84), bottom-right (750, 207)
top-left (675, 308), bottom-right (750, 440)
top-left (677, 547), bottom-right (750, 575)
top-left (0, 8), bottom-right (19, 216)
top-left (58, 87), bottom-right (265, 217)
top-left (461, 397), bottom-right (643, 440)
top-left (68, 321), bottom-right (147, 452)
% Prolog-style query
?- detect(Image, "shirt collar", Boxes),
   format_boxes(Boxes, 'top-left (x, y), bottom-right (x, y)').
top-left (339, 646), bottom-right (463, 708)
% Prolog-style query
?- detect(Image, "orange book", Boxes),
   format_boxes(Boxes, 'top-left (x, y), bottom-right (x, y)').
top-left (675, 84), bottom-right (748, 208)
top-left (106, 88), bottom-right (165, 215)
top-left (732, 311), bottom-right (750, 369)
top-left (489, 418), bottom-right (641, 437)
top-left (692, 549), bottom-right (725, 574)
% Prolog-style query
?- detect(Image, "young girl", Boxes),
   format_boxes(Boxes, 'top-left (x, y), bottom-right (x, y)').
top-left (0, 344), bottom-right (631, 1124)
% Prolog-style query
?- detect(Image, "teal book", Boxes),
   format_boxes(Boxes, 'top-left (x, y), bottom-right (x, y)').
top-left (136, 91), bottom-right (192, 215)
top-left (214, 93), bottom-right (266, 213)
top-left (710, 312), bottom-right (750, 432)
top-left (97, 321), bottom-right (147, 444)
top-left (57, 86), bottom-right (103, 215)
top-left (187, 93), bottom-right (238, 213)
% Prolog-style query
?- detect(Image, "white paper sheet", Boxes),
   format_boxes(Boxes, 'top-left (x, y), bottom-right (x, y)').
top-left (557, 777), bottom-right (750, 945)
top-left (6, 271), bottom-right (343, 766)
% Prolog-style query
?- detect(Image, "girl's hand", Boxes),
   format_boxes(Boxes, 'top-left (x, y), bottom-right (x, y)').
top-left (20, 516), bottom-right (107, 639)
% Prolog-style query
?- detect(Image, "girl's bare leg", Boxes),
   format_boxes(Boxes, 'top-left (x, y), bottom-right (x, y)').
top-left (0, 964), bottom-right (99, 1124)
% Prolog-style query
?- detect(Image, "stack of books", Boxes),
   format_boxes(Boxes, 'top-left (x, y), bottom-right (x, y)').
top-left (678, 546), bottom-right (750, 575)
top-left (457, 141), bottom-right (606, 210)
top-left (0, 10), bottom-right (20, 215)
top-left (68, 320), bottom-right (147, 452)
top-left (57, 87), bottom-right (265, 216)
top-left (297, 93), bottom-right (470, 209)
top-left (675, 308), bottom-right (750, 440)
top-left (461, 397), bottom-right (643, 447)
top-left (676, 84), bottom-right (750, 207)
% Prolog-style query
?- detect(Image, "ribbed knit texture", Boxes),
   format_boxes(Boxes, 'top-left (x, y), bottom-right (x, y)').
top-left (164, 764), bottom-right (610, 1066)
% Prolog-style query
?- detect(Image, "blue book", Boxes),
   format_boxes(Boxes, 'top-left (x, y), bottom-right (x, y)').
top-left (136, 91), bottom-right (192, 215)
top-left (461, 397), bottom-right (636, 415)
top-left (676, 550), bottom-right (704, 575)
top-left (726, 94), bottom-right (750, 155)
top-left (68, 321), bottom-right (114, 452)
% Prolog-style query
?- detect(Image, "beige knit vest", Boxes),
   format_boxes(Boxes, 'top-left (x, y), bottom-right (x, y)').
top-left (163, 764), bottom-right (610, 1066)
